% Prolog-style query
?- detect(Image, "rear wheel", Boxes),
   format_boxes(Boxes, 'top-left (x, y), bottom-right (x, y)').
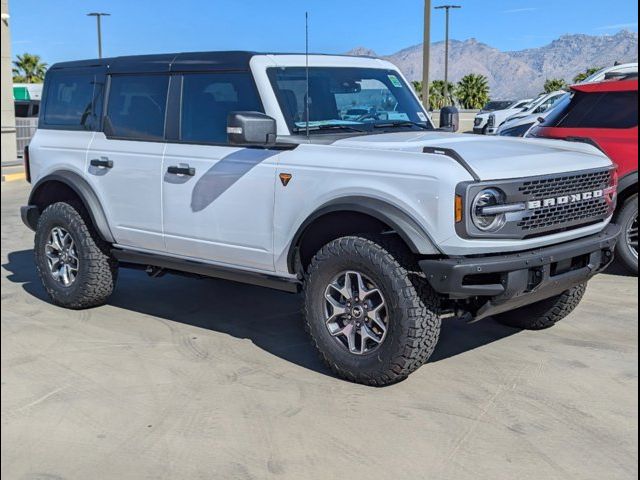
top-left (303, 236), bottom-right (441, 386)
top-left (494, 284), bottom-right (587, 330)
top-left (34, 202), bottom-right (118, 309)
top-left (615, 194), bottom-right (638, 275)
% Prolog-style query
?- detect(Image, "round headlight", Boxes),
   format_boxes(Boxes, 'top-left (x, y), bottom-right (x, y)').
top-left (472, 188), bottom-right (507, 232)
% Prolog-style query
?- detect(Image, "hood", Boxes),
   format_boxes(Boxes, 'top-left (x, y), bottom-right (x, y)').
top-left (332, 131), bottom-right (612, 181)
top-left (501, 112), bottom-right (543, 128)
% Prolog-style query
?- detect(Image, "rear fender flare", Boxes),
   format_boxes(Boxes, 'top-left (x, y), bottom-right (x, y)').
top-left (28, 170), bottom-right (115, 243)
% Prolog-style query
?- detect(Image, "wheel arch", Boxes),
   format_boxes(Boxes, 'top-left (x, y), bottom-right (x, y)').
top-left (618, 170), bottom-right (638, 206)
top-left (286, 196), bottom-right (440, 274)
top-left (27, 170), bottom-right (115, 244)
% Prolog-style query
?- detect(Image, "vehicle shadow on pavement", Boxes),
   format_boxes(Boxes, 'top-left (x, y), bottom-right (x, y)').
top-left (604, 260), bottom-right (637, 278)
top-left (3, 249), bottom-right (521, 377)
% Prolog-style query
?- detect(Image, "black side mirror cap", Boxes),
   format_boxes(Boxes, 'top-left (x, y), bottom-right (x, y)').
top-left (439, 106), bottom-right (459, 132)
top-left (227, 111), bottom-right (277, 147)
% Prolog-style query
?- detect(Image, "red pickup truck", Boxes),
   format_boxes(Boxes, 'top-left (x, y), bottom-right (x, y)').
top-left (530, 78), bottom-right (638, 273)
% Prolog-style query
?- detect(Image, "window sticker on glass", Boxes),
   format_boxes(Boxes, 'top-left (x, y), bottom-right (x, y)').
top-left (388, 75), bottom-right (403, 88)
top-left (417, 112), bottom-right (428, 122)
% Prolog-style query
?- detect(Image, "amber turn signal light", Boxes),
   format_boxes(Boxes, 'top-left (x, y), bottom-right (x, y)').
top-left (455, 195), bottom-right (464, 223)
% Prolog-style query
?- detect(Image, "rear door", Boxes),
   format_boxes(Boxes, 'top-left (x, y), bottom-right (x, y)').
top-left (161, 72), bottom-right (278, 272)
top-left (86, 73), bottom-right (170, 251)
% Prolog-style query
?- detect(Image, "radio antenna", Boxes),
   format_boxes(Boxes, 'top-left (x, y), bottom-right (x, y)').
top-left (305, 11), bottom-right (310, 139)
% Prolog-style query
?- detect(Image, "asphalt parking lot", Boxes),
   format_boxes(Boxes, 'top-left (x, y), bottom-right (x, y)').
top-left (1, 179), bottom-right (638, 480)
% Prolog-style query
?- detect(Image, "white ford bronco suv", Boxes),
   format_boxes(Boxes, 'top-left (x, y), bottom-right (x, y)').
top-left (22, 51), bottom-right (620, 385)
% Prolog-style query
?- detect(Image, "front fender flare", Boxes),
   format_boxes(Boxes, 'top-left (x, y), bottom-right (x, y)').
top-left (287, 196), bottom-right (441, 273)
top-left (28, 170), bottom-right (115, 243)
top-left (619, 171), bottom-right (638, 197)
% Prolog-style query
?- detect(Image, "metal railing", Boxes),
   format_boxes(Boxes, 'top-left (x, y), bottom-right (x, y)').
top-left (16, 118), bottom-right (39, 157)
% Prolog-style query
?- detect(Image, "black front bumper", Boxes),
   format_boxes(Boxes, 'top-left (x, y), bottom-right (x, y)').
top-left (419, 224), bottom-right (620, 321)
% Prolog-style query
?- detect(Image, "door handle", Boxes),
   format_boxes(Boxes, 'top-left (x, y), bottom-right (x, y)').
top-left (167, 165), bottom-right (196, 176)
top-left (90, 157), bottom-right (113, 168)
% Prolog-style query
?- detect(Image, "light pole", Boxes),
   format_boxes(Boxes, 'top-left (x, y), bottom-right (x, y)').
top-left (435, 4), bottom-right (461, 105)
top-left (87, 12), bottom-right (110, 58)
top-left (422, 1), bottom-right (431, 110)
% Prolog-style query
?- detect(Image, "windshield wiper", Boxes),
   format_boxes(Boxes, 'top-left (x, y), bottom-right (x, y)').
top-left (373, 121), bottom-right (430, 130)
top-left (294, 124), bottom-right (369, 134)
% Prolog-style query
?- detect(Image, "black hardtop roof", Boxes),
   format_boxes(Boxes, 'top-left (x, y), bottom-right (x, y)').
top-left (50, 51), bottom-right (258, 73)
top-left (49, 51), bottom-right (368, 74)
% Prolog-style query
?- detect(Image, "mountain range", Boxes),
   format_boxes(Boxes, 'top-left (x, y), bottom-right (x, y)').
top-left (348, 30), bottom-right (638, 99)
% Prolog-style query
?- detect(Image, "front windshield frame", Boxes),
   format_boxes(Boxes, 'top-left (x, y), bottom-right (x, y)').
top-left (267, 66), bottom-right (433, 135)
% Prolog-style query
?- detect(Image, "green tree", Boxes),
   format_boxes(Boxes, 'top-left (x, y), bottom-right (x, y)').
top-left (455, 74), bottom-right (490, 109)
top-left (572, 67), bottom-right (602, 83)
top-left (12, 53), bottom-right (48, 83)
top-left (543, 78), bottom-right (568, 93)
top-left (429, 80), bottom-right (455, 110)
top-left (411, 80), bottom-right (423, 96)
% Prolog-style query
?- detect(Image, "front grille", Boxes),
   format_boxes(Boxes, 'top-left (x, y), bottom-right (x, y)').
top-left (516, 169), bottom-right (614, 237)
top-left (519, 170), bottom-right (612, 199)
top-left (518, 198), bottom-right (610, 232)
top-left (460, 167), bottom-right (615, 240)
top-left (474, 117), bottom-right (482, 126)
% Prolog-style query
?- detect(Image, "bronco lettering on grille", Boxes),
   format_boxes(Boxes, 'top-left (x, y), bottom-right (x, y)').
top-left (526, 189), bottom-right (604, 210)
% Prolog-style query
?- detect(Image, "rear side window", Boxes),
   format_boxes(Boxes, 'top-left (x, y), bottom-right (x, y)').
top-left (545, 91), bottom-right (638, 129)
top-left (43, 72), bottom-right (100, 129)
top-left (180, 72), bottom-right (263, 144)
top-left (106, 74), bottom-right (169, 140)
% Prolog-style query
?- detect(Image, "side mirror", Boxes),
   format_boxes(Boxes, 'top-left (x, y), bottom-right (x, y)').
top-left (439, 106), bottom-right (459, 132)
top-left (227, 111), bottom-right (277, 147)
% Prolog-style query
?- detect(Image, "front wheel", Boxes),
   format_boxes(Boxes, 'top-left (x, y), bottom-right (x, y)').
top-left (303, 236), bottom-right (442, 386)
top-left (615, 194), bottom-right (638, 275)
top-left (494, 284), bottom-right (587, 330)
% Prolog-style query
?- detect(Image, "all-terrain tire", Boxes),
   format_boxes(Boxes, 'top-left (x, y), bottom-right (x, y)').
top-left (303, 235), bottom-right (441, 386)
top-left (34, 201), bottom-right (118, 309)
top-left (494, 283), bottom-right (587, 330)
top-left (614, 194), bottom-right (638, 275)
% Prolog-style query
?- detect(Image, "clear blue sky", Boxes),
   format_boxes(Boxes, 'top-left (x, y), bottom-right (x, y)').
top-left (9, 0), bottom-right (638, 65)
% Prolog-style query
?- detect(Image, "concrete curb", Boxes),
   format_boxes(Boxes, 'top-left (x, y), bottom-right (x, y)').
top-left (1, 172), bottom-right (26, 183)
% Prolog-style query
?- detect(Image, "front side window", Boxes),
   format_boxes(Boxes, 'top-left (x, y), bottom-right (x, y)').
top-left (180, 72), bottom-right (263, 144)
top-left (106, 74), bottom-right (169, 140)
top-left (43, 72), bottom-right (99, 129)
top-left (544, 90), bottom-right (638, 129)
top-left (268, 67), bottom-right (432, 134)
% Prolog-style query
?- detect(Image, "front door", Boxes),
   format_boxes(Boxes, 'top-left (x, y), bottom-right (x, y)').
top-left (161, 72), bottom-right (278, 272)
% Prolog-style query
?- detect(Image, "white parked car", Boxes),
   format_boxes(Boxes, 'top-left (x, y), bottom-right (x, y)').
top-left (21, 51), bottom-right (620, 385)
top-left (497, 92), bottom-right (570, 137)
top-left (473, 99), bottom-right (531, 134)
top-left (579, 62), bottom-right (638, 84)
top-left (489, 90), bottom-right (566, 135)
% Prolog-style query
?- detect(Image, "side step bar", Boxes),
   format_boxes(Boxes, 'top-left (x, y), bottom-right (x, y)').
top-left (112, 249), bottom-right (301, 293)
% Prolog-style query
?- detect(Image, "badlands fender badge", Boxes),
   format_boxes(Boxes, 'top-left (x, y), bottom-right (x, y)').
top-left (279, 173), bottom-right (293, 187)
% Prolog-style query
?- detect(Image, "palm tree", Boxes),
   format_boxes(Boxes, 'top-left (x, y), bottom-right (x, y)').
top-left (411, 80), bottom-right (423, 96)
top-left (573, 67), bottom-right (602, 83)
top-left (543, 78), bottom-right (568, 93)
top-left (12, 53), bottom-right (48, 83)
top-left (429, 80), bottom-right (455, 110)
top-left (455, 74), bottom-right (490, 109)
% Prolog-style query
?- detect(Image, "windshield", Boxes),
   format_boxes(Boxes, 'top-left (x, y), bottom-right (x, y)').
top-left (268, 67), bottom-right (432, 134)
top-left (482, 101), bottom-right (514, 112)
